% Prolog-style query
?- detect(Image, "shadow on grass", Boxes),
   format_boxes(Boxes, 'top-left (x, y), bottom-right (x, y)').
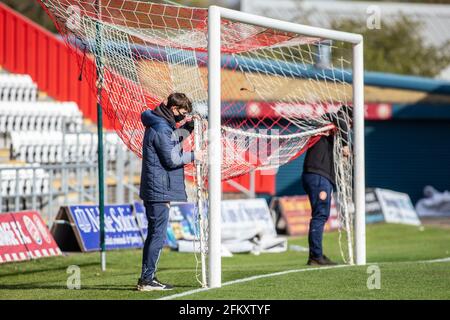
top-left (0, 282), bottom-right (195, 291)
top-left (0, 284), bottom-right (133, 291)
top-left (0, 262), bottom-right (100, 278)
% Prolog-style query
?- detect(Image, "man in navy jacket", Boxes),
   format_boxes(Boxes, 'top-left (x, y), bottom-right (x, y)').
top-left (137, 92), bottom-right (198, 291)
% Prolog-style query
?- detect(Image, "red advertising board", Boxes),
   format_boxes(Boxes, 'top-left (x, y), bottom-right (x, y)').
top-left (245, 102), bottom-right (392, 120)
top-left (277, 195), bottom-right (340, 236)
top-left (0, 211), bottom-right (62, 264)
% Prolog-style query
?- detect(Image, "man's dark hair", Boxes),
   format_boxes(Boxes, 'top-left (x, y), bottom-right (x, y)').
top-left (167, 93), bottom-right (192, 113)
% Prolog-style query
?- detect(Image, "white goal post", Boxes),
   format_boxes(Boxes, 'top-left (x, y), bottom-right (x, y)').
top-left (207, 6), bottom-right (366, 288)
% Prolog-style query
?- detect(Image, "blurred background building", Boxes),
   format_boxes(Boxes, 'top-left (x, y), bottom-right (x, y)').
top-left (236, 0), bottom-right (450, 205)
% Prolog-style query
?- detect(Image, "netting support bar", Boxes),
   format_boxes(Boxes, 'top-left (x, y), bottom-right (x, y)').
top-left (353, 41), bottom-right (366, 266)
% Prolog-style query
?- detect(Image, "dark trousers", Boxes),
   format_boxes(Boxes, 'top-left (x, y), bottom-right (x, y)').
top-left (302, 173), bottom-right (334, 258)
top-left (140, 201), bottom-right (170, 281)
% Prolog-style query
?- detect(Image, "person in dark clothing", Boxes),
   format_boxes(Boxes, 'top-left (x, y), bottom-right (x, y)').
top-left (137, 92), bottom-right (200, 291)
top-left (302, 105), bottom-right (352, 266)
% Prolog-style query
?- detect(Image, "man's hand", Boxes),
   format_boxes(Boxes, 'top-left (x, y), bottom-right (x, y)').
top-left (342, 145), bottom-right (350, 157)
top-left (95, 79), bottom-right (103, 90)
top-left (183, 119), bottom-right (194, 132)
top-left (194, 149), bottom-right (205, 162)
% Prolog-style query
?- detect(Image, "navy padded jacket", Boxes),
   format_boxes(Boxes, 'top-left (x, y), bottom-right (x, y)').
top-left (139, 110), bottom-right (194, 202)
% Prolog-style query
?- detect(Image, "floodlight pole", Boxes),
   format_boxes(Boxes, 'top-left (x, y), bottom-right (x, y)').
top-left (95, 0), bottom-right (106, 272)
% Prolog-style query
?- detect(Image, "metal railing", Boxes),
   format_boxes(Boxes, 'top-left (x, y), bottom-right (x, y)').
top-left (0, 136), bottom-right (141, 225)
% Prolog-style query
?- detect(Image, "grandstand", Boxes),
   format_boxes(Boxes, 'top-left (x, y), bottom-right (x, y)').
top-left (0, 49), bottom-right (142, 224)
top-left (0, 74), bottom-right (37, 102)
top-left (0, 102), bottom-right (82, 136)
top-left (0, 73), bottom-right (142, 223)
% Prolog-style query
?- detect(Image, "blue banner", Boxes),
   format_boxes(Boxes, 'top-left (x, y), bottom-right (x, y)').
top-left (133, 202), bottom-right (197, 249)
top-left (68, 204), bottom-right (144, 251)
top-left (133, 201), bottom-right (149, 238)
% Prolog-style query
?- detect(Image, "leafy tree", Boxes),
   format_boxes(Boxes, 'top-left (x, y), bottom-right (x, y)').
top-left (1, 0), bottom-right (57, 32)
top-left (331, 15), bottom-right (450, 77)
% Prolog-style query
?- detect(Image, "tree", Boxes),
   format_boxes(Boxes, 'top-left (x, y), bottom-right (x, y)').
top-left (331, 15), bottom-right (450, 77)
top-left (1, 0), bottom-right (57, 32)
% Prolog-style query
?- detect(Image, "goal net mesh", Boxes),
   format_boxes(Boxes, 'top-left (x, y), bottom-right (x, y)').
top-left (38, 0), bottom-right (356, 286)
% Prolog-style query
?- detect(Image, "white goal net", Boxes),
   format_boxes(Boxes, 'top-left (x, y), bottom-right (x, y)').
top-left (38, 0), bottom-right (365, 288)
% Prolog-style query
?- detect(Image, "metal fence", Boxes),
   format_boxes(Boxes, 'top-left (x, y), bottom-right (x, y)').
top-left (0, 135), bottom-right (141, 225)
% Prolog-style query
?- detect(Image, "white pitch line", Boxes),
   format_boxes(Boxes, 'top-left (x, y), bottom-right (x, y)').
top-left (420, 257), bottom-right (450, 264)
top-left (159, 257), bottom-right (450, 300)
top-left (159, 264), bottom-right (349, 300)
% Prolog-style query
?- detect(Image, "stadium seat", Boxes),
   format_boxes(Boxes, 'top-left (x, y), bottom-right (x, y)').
top-left (9, 131), bottom-right (126, 164)
top-left (0, 74), bottom-right (37, 102)
top-left (0, 163), bottom-right (50, 198)
top-left (0, 102), bottom-right (83, 134)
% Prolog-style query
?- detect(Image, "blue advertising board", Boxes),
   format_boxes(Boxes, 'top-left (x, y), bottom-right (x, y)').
top-left (133, 201), bottom-right (148, 238)
top-left (68, 204), bottom-right (144, 251)
top-left (133, 202), bottom-right (197, 249)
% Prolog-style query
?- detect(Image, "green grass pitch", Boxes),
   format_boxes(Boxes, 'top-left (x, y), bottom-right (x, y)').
top-left (1, 223), bottom-right (450, 300)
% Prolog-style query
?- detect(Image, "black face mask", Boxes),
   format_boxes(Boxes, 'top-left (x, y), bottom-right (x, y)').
top-left (174, 114), bottom-right (185, 123)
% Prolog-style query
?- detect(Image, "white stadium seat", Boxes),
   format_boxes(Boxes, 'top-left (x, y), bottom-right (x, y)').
top-left (0, 101), bottom-right (83, 134)
top-left (9, 131), bottom-right (126, 164)
top-left (0, 74), bottom-right (38, 102)
top-left (0, 163), bottom-right (49, 198)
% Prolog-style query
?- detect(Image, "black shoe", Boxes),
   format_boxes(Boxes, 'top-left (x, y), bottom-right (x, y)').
top-left (137, 278), bottom-right (174, 291)
top-left (307, 255), bottom-right (338, 266)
